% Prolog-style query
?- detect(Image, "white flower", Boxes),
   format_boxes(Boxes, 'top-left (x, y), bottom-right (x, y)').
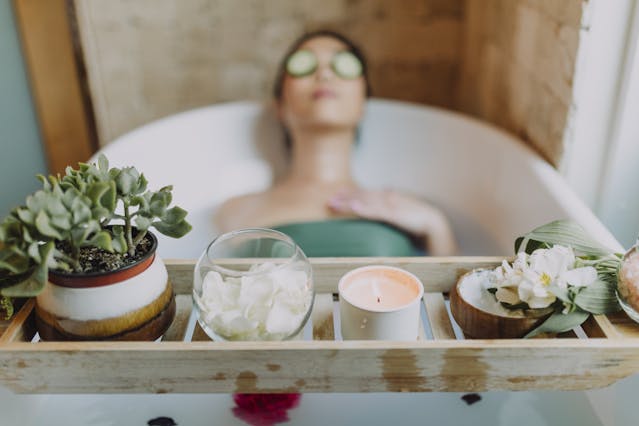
top-left (486, 245), bottom-right (598, 310)
top-left (196, 263), bottom-right (312, 340)
top-left (557, 266), bottom-right (598, 289)
top-left (529, 245), bottom-right (574, 279)
top-left (517, 268), bottom-right (556, 308)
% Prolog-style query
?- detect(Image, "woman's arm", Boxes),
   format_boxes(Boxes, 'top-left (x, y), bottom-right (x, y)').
top-left (327, 189), bottom-right (458, 256)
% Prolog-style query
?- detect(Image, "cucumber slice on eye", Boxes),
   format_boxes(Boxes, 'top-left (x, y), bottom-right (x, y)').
top-left (286, 50), bottom-right (318, 77)
top-left (332, 51), bottom-right (363, 79)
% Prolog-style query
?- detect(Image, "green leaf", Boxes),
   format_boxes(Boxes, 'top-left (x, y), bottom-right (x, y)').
top-left (61, 187), bottom-right (79, 209)
top-left (100, 180), bottom-right (117, 212)
top-left (0, 248), bottom-right (11, 262)
top-left (45, 195), bottom-right (67, 216)
top-left (134, 215), bottom-right (152, 231)
top-left (86, 181), bottom-right (110, 205)
top-left (161, 206), bottom-right (188, 224)
top-left (0, 255), bottom-right (28, 274)
top-left (71, 199), bottom-right (92, 225)
top-left (116, 167), bottom-right (139, 195)
top-left (98, 154), bottom-right (109, 172)
top-left (72, 220), bottom-right (100, 247)
top-left (16, 208), bottom-right (35, 225)
top-left (26, 191), bottom-right (47, 213)
top-left (0, 262), bottom-right (47, 297)
top-left (152, 219), bottom-right (192, 238)
top-left (110, 226), bottom-right (127, 254)
top-left (34, 210), bottom-right (63, 240)
top-left (38, 241), bottom-right (55, 268)
top-left (516, 220), bottom-right (615, 257)
top-left (91, 206), bottom-right (111, 221)
top-left (524, 310), bottom-right (590, 338)
top-left (1, 296), bottom-right (13, 320)
top-left (574, 279), bottom-right (621, 314)
top-left (133, 173), bottom-right (148, 195)
top-left (149, 190), bottom-right (171, 216)
top-left (130, 194), bottom-right (150, 210)
top-left (50, 215), bottom-right (71, 231)
top-left (84, 231), bottom-right (113, 252)
top-left (27, 242), bottom-right (41, 263)
top-left (37, 174), bottom-right (51, 191)
top-left (548, 284), bottom-right (570, 304)
top-left (0, 242), bottom-right (52, 297)
top-left (514, 237), bottom-right (547, 254)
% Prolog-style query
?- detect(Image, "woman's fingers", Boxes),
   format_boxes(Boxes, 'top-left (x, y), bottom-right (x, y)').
top-left (328, 189), bottom-right (409, 223)
top-left (327, 188), bottom-right (458, 255)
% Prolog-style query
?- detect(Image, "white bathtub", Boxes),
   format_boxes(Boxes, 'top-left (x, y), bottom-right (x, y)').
top-left (0, 99), bottom-right (628, 425)
top-left (92, 98), bottom-right (621, 257)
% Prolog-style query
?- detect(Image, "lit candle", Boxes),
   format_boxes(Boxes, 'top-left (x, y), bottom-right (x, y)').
top-left (338, 265), bottom-right (424, 340)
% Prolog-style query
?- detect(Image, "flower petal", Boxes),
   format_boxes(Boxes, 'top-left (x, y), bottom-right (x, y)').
top-left (562, 266), bottom-right (598, 288)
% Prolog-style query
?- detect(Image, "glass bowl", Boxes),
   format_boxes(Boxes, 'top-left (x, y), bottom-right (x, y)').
top-left (193, 228), bottom-right (314, 341)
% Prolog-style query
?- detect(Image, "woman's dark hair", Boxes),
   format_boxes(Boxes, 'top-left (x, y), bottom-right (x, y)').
top-left (273, 29), bottom-right (372, 100)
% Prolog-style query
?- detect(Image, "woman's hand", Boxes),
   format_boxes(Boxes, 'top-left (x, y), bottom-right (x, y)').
top-left (327, 188), bottom-right (457, 256)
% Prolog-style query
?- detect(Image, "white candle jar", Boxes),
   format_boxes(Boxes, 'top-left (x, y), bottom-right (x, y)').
top-left (338, 265), bottom-right (424, 340)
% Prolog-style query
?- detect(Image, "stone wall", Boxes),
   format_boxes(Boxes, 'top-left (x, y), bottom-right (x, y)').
top-left (457, 0), bottom-right (586, 166)
top-left (74, 0), bottom-right (464, 145)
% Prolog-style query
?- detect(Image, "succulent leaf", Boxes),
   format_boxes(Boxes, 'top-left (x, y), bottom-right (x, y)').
top-left (134, 215), bottom-right (152, 231)
top-left (152, 219), bottom-right (192, 238)
top-left (161, 206), bottom-right (188, 225)
top-left (16, 208), bottom-right (34, 225)
top-left (85, 231), bottom-right (113, 252)
top-left (35, 210), bottom-right (63, 240)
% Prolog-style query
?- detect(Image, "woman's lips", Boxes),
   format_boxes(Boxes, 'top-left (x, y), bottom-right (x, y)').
top-left (312, 88), bottom-right (337, 99)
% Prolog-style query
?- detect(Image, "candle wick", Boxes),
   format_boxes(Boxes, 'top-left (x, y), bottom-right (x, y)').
top-left (373, 279), bottom-right (382, 304)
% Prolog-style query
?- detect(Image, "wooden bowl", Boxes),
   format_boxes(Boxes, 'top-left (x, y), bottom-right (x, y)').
top-left (450, 270), bottom-right (553, 339)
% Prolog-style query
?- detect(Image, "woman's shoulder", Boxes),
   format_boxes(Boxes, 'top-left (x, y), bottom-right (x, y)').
top-left (215, 192), bottom-right (267, 233)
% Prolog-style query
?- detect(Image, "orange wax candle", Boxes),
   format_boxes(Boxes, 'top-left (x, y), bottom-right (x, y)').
top-left (340, 270), bottom-right (421, 311)
top-left (338, 265), bottom-right (424, 340)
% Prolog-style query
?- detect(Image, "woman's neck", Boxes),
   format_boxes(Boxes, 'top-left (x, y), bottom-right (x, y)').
top-left (285, 128), bottom-right (356, 186)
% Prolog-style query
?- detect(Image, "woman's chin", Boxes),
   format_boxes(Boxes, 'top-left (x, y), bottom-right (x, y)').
top-left (302, 115), bottom-right (359, 131)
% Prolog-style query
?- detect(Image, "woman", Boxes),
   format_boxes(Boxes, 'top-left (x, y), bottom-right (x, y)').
top-left (216, 30), bottom-right (456, 256)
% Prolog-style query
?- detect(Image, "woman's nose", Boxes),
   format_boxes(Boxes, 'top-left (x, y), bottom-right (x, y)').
top-left (316, 63), bottom-right (335, 81)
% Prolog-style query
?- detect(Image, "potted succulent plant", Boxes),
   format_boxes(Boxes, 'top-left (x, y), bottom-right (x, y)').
top-left (0, 155), bottom-right (191, 341)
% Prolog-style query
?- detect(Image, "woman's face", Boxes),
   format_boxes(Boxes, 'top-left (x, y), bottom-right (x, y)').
top-left (278, 36), bottom-right (367, 133)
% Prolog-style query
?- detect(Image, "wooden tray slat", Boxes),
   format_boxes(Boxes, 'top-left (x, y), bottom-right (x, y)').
top-left (423, 292), bottom-right (456, 340)
top-left (604, 311), bottom-right (639, 338)
top-left (311, 293), bottom-right (335, 340)
top-left (191, 322), bottom-right (211, 342)
top-left (162, 295), bottom-right (193, 342)
top-left (0, 299), bottom-right (36, 343)
top-left (170, 257), bottom-right (504, 295)
top-left (2, 340), bottom-right (639, 394)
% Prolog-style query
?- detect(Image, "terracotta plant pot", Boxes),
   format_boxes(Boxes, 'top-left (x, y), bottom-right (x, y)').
top-left (450, 270), bottom-right (553, 339)
top-left (35, 232), bottom-right (176, 341)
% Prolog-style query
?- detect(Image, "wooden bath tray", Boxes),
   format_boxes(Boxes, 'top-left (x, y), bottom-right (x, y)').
top-left (2, 257), bottom-right (639, 394)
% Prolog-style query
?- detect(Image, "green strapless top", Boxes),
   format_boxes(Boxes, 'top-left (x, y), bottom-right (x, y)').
top-left (272, 219), bottom-right (416, 257)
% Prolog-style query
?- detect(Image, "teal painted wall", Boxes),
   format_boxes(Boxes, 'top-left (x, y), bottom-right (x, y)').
top-left (0, 0), bottom-right (47, 217)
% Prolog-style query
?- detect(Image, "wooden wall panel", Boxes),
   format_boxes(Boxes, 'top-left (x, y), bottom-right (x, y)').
top-left (457, 0), bottom-right (586, 166)
top-left (13, 0), bottom-right (97, 173)
top-left (73, 0), bottom-right (464, 145)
